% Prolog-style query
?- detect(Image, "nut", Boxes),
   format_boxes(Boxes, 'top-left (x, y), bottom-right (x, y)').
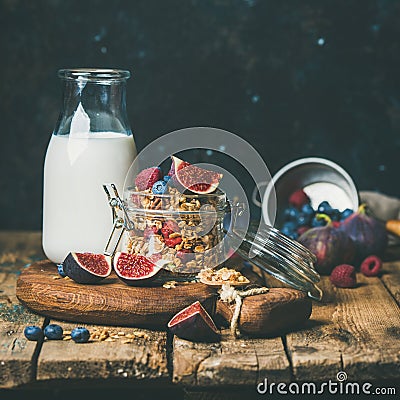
top-left (197, 267), bottom-right (250, 285)
top-left (194, 245), bottom-right (205, 253)
top-left (169, 232), bottom-right (181, 239)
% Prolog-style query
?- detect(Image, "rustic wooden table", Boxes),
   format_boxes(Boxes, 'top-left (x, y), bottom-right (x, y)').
top-left (1, 231), bottom-right (399, 399)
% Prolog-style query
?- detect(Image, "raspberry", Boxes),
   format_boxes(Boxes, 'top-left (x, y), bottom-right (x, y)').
top-left (360, 255), bottom-right (382, 277)
top-left (135, 167), bottom-right (162, 191)
top-left (161, 221), bottom-right (180, 238)
top-left (164, 236), bottom-right (182, 248)
top-left (144, 226), bottom-right (159, 239)
top-left (130, 193), bottom-right (141, 206)
top-left (289, 189), bottom-right (310, 210)
top-left (329, 264), bottom-right (357, 288)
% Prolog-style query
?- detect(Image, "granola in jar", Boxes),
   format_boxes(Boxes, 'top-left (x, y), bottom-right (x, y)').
top-left (122, 187), bottom-right (227, 275)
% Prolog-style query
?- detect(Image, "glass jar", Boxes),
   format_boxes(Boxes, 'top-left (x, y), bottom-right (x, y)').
top-left (42, 69), bottom-right (136, 264)
top-left (104, 184), bottom-right (323, 300)
top-left (121, 188), bottom-right (227, 275)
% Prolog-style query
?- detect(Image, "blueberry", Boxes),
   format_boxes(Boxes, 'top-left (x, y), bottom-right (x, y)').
top-left (311, 216), bottom-right (327, 227)
top-left (24, 325), bottom-right (43, 341)
top-left (44, 324), bottom-right (63, 340)
top-left (163, 175), bottom-right (171, 182)
top-left (341, 208), bottom-right (353, 220)
top-left (281, 229), bottom-right (292, 238)
top-left (281, 226), bottom-right (293, 236)
top-left (152, 180), bottom-right (167, 195)
top-left (71, 327), bottom-right (90, 343)
top-left (297, 213), bottom-right (311, 227)
top-left (283, 206), bottom-right (299, 221)
top-left (57, 263), bottom-right (66, 278)
top-left (317, 201), bottom-right (332, 214)
top-left (282, 221), bottom-right (298, 231)
top-left (242, 260), bottom-right (252, 269)
top-left (287, 232), bottom-right (299, 240)
top-left (327, 208), bottom-right (340, 221)
top-left (301, 203), bottom-right (315, 216)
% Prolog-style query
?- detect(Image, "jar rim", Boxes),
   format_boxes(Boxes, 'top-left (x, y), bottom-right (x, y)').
top-left (58, 68), bottom-right (131, 82)
top-left (125, 188), bottom-right (227, 201)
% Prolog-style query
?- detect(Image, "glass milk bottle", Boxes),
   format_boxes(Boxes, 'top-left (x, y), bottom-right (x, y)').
top-left (42, 69), bottom-right (137, 264)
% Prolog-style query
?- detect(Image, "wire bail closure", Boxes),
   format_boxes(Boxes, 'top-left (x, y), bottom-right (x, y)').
top-left (102, 183), bottom-right (131, 257)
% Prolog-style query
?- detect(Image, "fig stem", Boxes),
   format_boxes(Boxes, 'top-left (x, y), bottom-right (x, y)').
top-left (315, 213), bottom-right (332, 225)
top-left (358, 203), bottom-right (368, 215)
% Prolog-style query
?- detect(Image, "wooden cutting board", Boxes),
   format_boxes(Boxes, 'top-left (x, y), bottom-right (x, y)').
top-left (16, 260), bottom-right (312, 335)
top-left (16, 260), bottom-right (216, 329)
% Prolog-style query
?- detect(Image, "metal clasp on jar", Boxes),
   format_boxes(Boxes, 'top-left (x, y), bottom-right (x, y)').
top-left (103, 183), bottom-right (134, 257)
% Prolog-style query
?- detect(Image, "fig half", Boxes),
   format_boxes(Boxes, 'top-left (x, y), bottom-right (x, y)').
top-left (167, 300), bottom-right (220, 342)
top-left (62, 252), bottom-right (112, 284)
top-left (113, 252), bottom-right (162, 286)
top-left (171, 156), bottom-right (223, 194)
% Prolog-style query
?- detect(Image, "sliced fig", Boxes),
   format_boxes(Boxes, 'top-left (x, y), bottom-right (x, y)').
top-left (171, 156), bottom-right (223, 194)
top-left (62, 252), bottom-right (112, 284)
top-left (113, 252), bottom-right (162, 286)
top-left (167, 300), bottom-right (220, 342)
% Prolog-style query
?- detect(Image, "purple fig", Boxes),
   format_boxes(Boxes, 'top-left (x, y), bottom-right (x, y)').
top-left (340, 204), bottom-right (388, 263)
top-left (298, 214), bottom-right (355, 275)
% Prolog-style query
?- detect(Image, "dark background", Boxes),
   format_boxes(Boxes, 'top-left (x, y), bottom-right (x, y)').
top-left (1, 0), bottom-right (399, 230)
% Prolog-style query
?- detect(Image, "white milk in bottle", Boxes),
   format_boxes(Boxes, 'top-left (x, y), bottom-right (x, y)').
top-left (42, 69), bottom-right (136, 264)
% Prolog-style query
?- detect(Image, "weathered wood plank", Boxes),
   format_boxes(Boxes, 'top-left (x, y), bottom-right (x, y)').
top-left (285, 278), bottom-right (343, 381)
top-left (37, 320), bottom-right (169, 382)
top-left (0, 271), bottom-right (46, 388)
top-left (0, 233), bottom-right (46, 388)
top-left (0, 272), bottom-right (21, 305)
top-left (286, 274), bottom-right (400, 382)
top-left (0, 231), bottom-right (42, 250)
top-left (0, 231), bottom-right (44, 270)
top-left (381, 260), bottom-right (400, 304)
top-left (336, 273), bottom-right (400, 380)
top-left (1, 231), bottom-right (400, 390)
top-left (172, 331), bottom-right (290, 387)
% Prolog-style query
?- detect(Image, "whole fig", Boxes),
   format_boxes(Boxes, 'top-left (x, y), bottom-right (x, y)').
top-left (298, 214), bottom-right (355, 275)
top-left (340, 204), bottom-right (387, 263)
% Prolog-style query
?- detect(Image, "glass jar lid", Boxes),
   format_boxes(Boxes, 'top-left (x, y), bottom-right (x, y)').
top-left (229, 222), bottom-right (323, 301)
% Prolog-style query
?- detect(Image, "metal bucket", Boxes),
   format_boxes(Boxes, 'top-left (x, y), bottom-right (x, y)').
top-left (261, 157), bottom-right (359, 227)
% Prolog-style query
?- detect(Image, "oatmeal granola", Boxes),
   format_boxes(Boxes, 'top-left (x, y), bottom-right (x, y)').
top-left (197, 267), bottom-right (250, 286)
top-left (122, 186), bottom-right (226, 274)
